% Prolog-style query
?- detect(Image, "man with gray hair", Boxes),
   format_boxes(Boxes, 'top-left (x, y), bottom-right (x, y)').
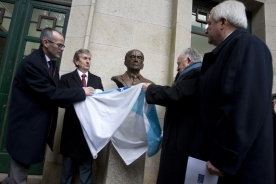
top-left (142, 48), bottom-right (202, 183)
top-left (191, 0), bottom-right (274, 183)
top-left (1, 28), bottom-right (93, 184)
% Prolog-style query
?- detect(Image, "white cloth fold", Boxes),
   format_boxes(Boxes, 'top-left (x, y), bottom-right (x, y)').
top-left (74, 83), bottom-right (162, 165)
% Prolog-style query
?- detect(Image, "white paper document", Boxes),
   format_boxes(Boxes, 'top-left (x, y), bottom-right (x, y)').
top-left (184, 157), bottom-right (218, 184)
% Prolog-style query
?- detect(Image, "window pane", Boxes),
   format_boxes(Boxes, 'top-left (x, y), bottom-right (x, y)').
top-left (40, 18), bottom-right (54, 29)
top-left (28, 23), bottom-right (41, 37)
top-left (192, 14), bottom-right (201, 27)
top-left (0, 2), bottom-right (14, 17)
top-left (50, 12), bottom-right (65, 26)
top-left (198, 14), bottom-right (206, 23)
top-left (24, 41), bottom-right (40, 56)
top-left (31, 9), bottom-right (48, 22)
top-left (191, 33), bottom-right (215, 57)
top-left (0, 18), bottom-right (11, 32)
top-left (0, 2), bottom-right (14, 32)
top-left (55, 27), bottom-right (63, 33)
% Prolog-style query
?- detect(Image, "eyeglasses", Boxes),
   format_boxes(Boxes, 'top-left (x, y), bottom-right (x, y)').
top-left (47, 39), bottom-right (65, 49)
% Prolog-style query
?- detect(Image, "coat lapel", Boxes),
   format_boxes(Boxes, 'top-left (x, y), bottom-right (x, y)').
top-left (72, 69), bottom-right (83, 88)
top-left (87, 72), bottom-right (95, 87)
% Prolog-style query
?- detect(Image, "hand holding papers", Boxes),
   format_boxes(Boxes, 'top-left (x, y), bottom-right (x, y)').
top-left (184, 157), bottom-right (218, 184)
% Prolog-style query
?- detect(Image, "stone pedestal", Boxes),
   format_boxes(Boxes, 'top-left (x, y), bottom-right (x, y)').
top-left (104, 144), bottom-right (145, 184)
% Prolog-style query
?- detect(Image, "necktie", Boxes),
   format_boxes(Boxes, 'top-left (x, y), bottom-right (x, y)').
top-left (132, 75), bottom-right (138, 85)
top-left (82, 74), bottom-right (87, 87)
top-left (48, 60), bottom-right (53, 75)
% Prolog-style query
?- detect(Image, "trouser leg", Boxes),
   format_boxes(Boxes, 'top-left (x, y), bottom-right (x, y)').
top-left (60, 156), bottom-right (74, 184)
top-left (2, 158), bottom-right (30, 184)
top-left (78, 155), bottom-right (93, 184)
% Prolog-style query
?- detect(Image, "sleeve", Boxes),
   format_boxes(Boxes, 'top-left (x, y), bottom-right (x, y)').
top-left (23, 61), bottom-right (86, 105)
top-left (145, 69), bottom-right (200, 107)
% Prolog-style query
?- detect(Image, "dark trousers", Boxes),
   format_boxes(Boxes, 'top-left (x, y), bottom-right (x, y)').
top-left (2, 158), bottom-right (30, 184)
top-left (60, 155), bottom-right (93, 184)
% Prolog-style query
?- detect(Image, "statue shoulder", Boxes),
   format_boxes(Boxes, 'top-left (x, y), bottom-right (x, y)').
top-left (139, 74), bottom-right (155, 84)
top-left (111, 72), bottom-right (127, 81)
top-left (111, 72), bottom-right (128, 88)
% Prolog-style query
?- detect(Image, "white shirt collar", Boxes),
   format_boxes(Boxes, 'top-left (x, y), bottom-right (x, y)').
top-left (223, 31), bottom-right (233, 41)
top-left (77, 69), bottom-right (88, 79)
top-left (45, 55), bottom-right (50, 62)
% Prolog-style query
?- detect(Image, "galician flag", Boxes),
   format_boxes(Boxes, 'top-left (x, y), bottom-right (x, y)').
top-left (73, 83), bottom-right (162, 165)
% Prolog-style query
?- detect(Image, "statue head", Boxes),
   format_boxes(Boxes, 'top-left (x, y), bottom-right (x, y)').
top-left (124, 49), bottom-right (144, 72)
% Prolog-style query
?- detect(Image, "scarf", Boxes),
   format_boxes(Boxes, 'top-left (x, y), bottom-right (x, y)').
top-left (176, 62), bottom-right (202, 84)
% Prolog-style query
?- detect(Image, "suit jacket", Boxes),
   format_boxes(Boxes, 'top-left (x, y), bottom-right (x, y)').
top-left (145, 67), bottom-right (201, 184)
top-left (5, 47), bottom-right (86, 165)
top-left (60, 70), bottom-right (103, 158)
top-left (191, 28), bottom-right (274, 183)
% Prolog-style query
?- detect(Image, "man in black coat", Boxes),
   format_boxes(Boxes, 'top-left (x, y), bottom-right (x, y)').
top-left (142, 48), bottom-right (202, 184)
top-left (1, 28), bottom-right (93, 184)
top-left (191, 1), bottom-right (274, 183)
top-left (60, 49), bottom-right (103, 184)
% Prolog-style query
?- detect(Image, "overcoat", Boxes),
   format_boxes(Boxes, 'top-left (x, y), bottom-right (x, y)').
top-left (191, 28), bottom-right (274, 183)
top-left (5, 47), bottom-right (86, 165)
top-left (145, 66), bottom-right (201, 184)
top-left (60, 70), bottom-right (103, 157)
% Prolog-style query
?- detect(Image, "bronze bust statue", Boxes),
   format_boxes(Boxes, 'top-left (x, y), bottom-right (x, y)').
top-left (111, 49), bottom-right (154, 87)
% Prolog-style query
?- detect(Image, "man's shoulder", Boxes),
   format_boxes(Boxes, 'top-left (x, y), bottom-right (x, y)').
top-left (88, 72), bottom-right (102, 80)
top-left (233, 29), bottom-right (265, 46)
top-left (22, 48), bottom-right (44, 64)
top-left (60, 70), bottom-right (76, 79)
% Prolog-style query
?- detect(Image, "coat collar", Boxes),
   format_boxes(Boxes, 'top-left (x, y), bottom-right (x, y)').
top-left (212, 28), bottom-right (247, 55)
top-left (37, 46), bottom-right (57, 78)
top-left (201, 28), bottom-right (247, 73)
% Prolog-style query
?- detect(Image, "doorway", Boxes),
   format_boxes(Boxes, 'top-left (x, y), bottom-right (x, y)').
top-left (0, 0), bottom-right (70, 174)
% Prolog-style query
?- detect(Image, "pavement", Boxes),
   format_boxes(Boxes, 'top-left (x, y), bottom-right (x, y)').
top-left (0, 173), bottom-right (42, 184)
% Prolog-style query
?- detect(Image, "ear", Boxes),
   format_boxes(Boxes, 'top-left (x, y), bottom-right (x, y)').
top-left (74, 60), bottom-right (79, 66)
top-left (187, 57), bottom-right (192, 64)
top-left (220, 17), bottom-right (227, 29)
top-left (42, 39), bottom-right (49, 48)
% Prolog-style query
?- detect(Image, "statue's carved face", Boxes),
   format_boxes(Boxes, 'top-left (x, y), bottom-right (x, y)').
top-left (125, 50), bottom-right (144, 71)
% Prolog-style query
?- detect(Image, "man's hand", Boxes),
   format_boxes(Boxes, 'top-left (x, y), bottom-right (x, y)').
top-left (206, 161), bottom-right (224, 176)
top-left (83, 87), bottom-right (94, 96)
top-left (142, 83), bottom-right (151, 92)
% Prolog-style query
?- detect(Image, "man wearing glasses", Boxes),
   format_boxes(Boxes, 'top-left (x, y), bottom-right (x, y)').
top-left (1, 28), bottom-right (94, 184)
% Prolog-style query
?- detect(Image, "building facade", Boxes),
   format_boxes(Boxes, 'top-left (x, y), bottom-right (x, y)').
top-left (0, 0), bottom-right (275, 183)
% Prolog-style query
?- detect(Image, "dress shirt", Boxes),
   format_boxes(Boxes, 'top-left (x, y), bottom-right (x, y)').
top-left (77, 70), bottom-right (88, 86)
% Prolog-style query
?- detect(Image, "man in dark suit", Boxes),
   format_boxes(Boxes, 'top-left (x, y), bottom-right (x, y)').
top-left (1, 28), bottom-right (93, 184)
top-left (142, 48), bottom-right (202, 184)
top-left (60, 49), bottom-right (103, 184)
top-left (191, 1), bottom-right (274, 183)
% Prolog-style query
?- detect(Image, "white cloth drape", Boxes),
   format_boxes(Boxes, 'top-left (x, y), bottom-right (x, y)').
top-left (73, 83), bottom-right (162, 165)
